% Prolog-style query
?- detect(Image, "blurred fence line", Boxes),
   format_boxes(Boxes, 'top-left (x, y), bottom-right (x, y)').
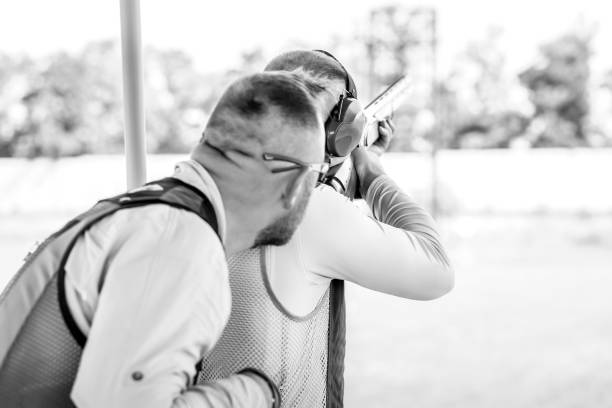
top-left (0, 148), bottom-right (610, 217)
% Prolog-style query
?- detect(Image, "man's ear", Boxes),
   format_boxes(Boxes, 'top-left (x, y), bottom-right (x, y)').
top-left (281, 168), bottom-right (309, 210)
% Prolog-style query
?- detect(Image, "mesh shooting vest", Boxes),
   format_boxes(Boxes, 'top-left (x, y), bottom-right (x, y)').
top-left (197, 248), bottom-right (346, 408)
top-left (0, 178), bottom-right (218, 408)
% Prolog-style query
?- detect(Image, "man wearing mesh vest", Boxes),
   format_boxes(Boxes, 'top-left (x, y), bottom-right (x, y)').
top-left (0, 72), bottom-right (331, 408)
top-left (197, 51), bottom-right (454, 407)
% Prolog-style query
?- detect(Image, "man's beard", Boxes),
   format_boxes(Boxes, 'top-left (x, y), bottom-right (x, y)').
top-left (252, 177), bottom-right (315, 247)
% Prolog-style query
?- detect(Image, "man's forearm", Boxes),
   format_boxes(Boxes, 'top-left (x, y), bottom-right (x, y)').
top-left (173, 374), bottom-right (272, 408)
top-left (365, 174), bottom-right (450, 268)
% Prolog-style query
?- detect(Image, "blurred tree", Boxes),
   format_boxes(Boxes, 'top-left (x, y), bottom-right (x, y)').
top-left (234, 47), bottom-right (266, 75)
top-left (584, 68), bottom-right (612, 147)
top-left (446, 27), bottom-right (530, 149)
top-left (604, 69), bottom-right (612, 91)
top-left (0, 41), bottom-right (225, 157)
top-left (79, 41), bottom-right (124, 154)
top-left (363, 5), bottom-right (437, 152)
top-left (2, 51), bottom-right (94, 158)
top-left (0, 54), bottom-right (37, 156)
top-left (145, 47), bottom-right (213, 153)
top-left (457, 27), bottom-right (508, 116)
top-left (518, 31), bottom-right (592, 147)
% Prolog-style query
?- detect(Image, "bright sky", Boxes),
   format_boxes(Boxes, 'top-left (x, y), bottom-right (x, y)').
top-left (1, 0), bottom-right (611, 76)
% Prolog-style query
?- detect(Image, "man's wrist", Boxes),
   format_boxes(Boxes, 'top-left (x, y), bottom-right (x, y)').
top-left (239, 368), bottom-right (281, 408)
top-left (351, 147), bottom-right (386, 197)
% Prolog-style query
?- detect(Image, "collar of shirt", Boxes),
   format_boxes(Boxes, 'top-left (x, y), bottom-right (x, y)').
top-left (172, 160), bottom-right (227, 244)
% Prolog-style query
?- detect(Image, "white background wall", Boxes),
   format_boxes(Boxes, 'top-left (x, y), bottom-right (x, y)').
top-left (1, 149), bottom-right (610, 215)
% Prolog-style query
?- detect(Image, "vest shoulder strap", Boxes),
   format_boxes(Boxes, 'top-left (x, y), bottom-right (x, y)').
top-left (0, 177), bottom-right (220, 364)
top-left (99, 177), bottom-right (219, 237)
top-left (58, 177), bottom-right (220, 346)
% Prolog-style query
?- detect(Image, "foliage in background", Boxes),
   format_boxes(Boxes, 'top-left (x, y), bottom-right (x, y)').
top-left (518, 32), bottom-right (592, 147)
top-left (333, 5), bottom-right (612, 151)
top-left (359, 5), bottom-right (438, 152)
top-left (330, 6), bottom-right (530, 151)
top-left (0, 41), bottom-right (235, 157)
top-left (1, 5), bottom-right (612, 157)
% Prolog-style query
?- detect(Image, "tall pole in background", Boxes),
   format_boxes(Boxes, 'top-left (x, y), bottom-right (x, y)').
top-left (430, 8), bottom-right (439, 217)
top-left (367, 9), bottom-right (377, 101)
top-left (119, 0), bottom-right (147, 189)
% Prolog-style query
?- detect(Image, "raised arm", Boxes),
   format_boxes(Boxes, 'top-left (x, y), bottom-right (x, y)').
top-left (354, 121), bottom-right (450, 272)
top-left (300, 122), bottom-right (453, 300)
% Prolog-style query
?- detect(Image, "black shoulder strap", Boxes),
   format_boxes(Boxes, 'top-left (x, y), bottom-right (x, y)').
top-left (58, 177), bottom-right (220, 347)
top-left (100, 177), bottom-right (219, 238)
top-left (326, 279), bottom-right (346, 408)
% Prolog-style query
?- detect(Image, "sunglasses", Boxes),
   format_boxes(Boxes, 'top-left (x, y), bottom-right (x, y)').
top-left (262, 152), bottom-right (330, 184)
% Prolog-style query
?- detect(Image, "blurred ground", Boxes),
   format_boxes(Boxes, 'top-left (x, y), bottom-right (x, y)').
top-left (2, 213), bottom-right (611, 407)
top-left (344, 215), bottom-right (612, 407)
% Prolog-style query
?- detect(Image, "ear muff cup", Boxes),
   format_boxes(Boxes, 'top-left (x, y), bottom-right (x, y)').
top-left (325, 97), bottom-right (366, 157)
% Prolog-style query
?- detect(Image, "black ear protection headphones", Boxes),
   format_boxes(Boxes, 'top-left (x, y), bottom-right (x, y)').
top-left (313, 50), bottom-right (367, 158)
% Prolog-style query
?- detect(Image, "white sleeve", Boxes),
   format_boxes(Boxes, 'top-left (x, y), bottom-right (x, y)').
top-left (70, 207), bottom-right (271, 408)
top-left (299, 181), bottom-right (453, 300)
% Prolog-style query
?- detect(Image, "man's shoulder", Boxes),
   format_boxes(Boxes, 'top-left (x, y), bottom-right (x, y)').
top-left (105, 203), bottom-right (222, 254)
top-left (289, 184), bottom-right (372, 252)
top-left (103, 204), bottom-right (227, 292)
top-left (172, 160), bottom-right (226, 241)
top-left (306, 184), bottom-right (367, 222)
top-left (310, 184), bottom-right (351, 209)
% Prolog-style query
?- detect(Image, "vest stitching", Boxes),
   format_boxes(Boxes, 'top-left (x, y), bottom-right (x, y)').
top-left (259, 246), bottom-right (329, 322)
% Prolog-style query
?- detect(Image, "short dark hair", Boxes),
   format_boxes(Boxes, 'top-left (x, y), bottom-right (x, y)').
top-left (264, 50), bottom-right (346, 84)
top-left (208, 72), bottom-right (321, 130)
top-left (204, 72), bottom-right (323, 151)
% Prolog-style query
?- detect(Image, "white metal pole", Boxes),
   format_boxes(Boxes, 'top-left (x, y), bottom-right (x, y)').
top-left (430, 8), bottom-right (439, 217)
top-left (119, 0), bottom-right (147, 189)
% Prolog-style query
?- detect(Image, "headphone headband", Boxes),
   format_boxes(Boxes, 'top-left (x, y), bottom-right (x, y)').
top-left (311, 49), bottom-right (366, 168)
top-left (312, 49), bottom-right (357, 97)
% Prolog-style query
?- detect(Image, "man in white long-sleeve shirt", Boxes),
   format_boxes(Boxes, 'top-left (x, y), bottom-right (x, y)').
top-left (197, 51), bottom-right (454, 407)
top-left (0, 72), bottom-right (329, 408)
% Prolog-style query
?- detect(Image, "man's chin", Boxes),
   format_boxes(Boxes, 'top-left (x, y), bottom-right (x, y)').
top-left (253, 178), bottom-right (313, 248)
top-left (252, 218), bottom-right (296, 247)
top-left (252, 232), bottom-right (293, 248)
top-left (252, 210), bottom-right (301, 248)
